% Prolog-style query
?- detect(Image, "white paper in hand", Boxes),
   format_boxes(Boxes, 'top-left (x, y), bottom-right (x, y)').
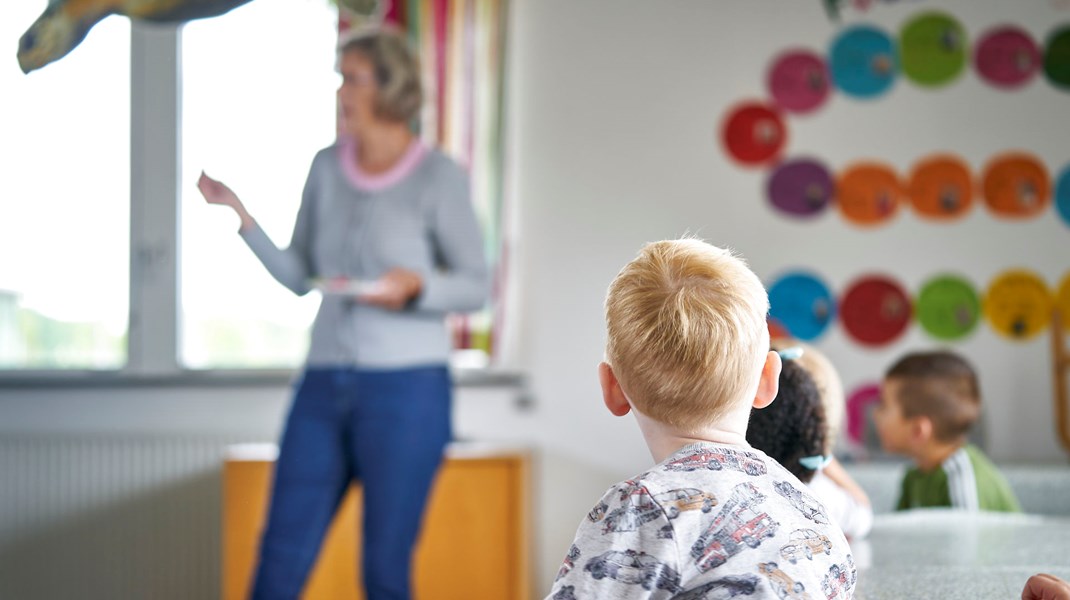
top-left (310, 277), bottom-right (384, 296)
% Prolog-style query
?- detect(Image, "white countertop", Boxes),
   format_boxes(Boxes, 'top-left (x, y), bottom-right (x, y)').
top-left (854, 509), bottom-right (1070, 599)
top-left (224, 441), bottom-right (530, 462)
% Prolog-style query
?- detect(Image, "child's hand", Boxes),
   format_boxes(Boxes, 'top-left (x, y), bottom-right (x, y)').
top-left (1022, 573), bottom-right (1070, 600)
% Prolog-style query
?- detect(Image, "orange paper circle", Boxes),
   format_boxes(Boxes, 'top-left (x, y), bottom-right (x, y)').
top-left (983, 270), bottom-right (1053, 340)
top-left (908, 155), bottom-right (974, 220)
top-left (836, 163), bottom-right (903, 226)
top-left (981, 153), bottom-right (1051, 219)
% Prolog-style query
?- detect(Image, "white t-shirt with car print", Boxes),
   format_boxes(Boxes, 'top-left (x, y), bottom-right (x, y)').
top-left (548, 442), bottom-right (856, 600)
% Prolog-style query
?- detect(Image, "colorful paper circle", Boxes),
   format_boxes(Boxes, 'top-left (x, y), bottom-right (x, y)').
top-left (915, 274), bottom-right (981, 340)
top-left (1043, 26), bottom-right (1070, 90)
top-left (840, 275), bottom-right (912, 346)
top-left (767, 158), bottom-right (835, 218)
top-left (836, 162), bottom-right (903, 226)
top-left (983, 270), bottom-right (1053, 340)
top-left (830, 26), bottom-right (898, 99)
top-left (721, 102), bottom-right (787, 165)
top-left (845, 383), bottom-right (882, 447)
top-left (1055, 163), bottom-right (1070, 228)
top-left (1057, 273), bottom-right (1070, 330)
top-left (768, 50), bottom-right (832, 114)
top-left (908, 155), bottom-right (974, 220)
top-left (899, 12), bottom-right (968, 87)
top-left (975, 26), bottom-right (1041, 89)
top-left (768, 272), bottom-right (836, 341)
top-left (981, 153), bottom-right (1051, 219)
top-left (768, 318), bottom-right (792, 341)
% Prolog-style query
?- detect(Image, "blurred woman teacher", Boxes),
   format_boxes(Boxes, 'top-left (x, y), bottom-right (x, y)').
top-left (198, 27), bottom-right (488, 600)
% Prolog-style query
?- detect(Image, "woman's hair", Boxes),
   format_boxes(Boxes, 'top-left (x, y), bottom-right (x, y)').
top-left (604, 239), bottom-right (770, 432)
top-left (338, 27), bottom-right (423, 123)
top-left (747, 358), bottom-right (828, 483)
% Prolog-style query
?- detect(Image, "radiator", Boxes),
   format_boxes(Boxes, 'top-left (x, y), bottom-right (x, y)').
top-left (0, 435), bottom-right (265, 600)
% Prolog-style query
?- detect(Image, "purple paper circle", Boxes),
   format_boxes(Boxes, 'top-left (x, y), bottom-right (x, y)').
top-left (975, 26), bottom-right (1041, 89)
top-left (767, 158), bottom-right (835, 218)
top-left (768, 50), bottom-right (832, 114)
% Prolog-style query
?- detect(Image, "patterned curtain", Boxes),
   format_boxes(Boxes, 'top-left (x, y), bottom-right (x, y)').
top-left (339, 0), bottom-right (510, 361)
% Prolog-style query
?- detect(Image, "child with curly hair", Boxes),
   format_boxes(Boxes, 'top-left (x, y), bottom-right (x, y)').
top-left (748, 350), bottom-right (873, 540)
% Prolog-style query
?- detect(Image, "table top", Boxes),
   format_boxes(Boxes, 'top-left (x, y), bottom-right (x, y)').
top-left (854, 509), bottom-right (1070, 599)
top-left (224, 441), bottom-right (531, 462)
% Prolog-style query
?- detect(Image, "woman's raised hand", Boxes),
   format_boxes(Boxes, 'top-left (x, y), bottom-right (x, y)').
top-left (198, 171), bottom-right (255, 231)
top-left (198, 171), bottom-right (240, 208)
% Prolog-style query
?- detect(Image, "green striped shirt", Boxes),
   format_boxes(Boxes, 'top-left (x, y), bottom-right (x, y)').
top-left (896, 445), bottom-right (1021, 512)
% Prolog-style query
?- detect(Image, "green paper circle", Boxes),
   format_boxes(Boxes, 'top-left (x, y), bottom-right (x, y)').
top-left (916, 275), bottom-right (981, 340)
top-left (900, 12), bottom-right (968, 87)
top-left (1044, 26), bottom-right (1070, 90)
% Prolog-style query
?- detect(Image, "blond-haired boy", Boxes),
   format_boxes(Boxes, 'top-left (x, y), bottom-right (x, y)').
top-left (876, 350), bottom-right (1020, 512)
top-left (548, 239), bottom-right (855, 600)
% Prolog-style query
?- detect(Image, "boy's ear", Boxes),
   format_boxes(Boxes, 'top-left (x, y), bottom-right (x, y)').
top-left (910, 415), bottom-right (934, 443)
top-left (599, 362), bottom-right (632, 417)
top-left (752, 350), bottom-right (782, 410)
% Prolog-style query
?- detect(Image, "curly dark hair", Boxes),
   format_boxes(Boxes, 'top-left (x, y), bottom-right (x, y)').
top-left (746, 358), bottom-right (828, 483)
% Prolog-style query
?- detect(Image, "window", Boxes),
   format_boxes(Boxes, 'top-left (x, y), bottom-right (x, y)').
top-left (0, 0), bottom-right (509, 378)
top-left (0, 6), bottom-right (130, 369)
top-left (179, 0), bottom-right (339, 368)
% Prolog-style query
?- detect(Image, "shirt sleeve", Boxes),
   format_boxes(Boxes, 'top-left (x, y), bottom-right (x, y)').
top-left (239, 156), bottom-right (318, 296)
top-left (546, 484), bottom-right (682, 600)
top-left (413, 162), bottom-right (489, 313)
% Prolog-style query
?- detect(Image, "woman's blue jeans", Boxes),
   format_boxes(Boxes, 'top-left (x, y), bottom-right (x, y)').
top-left (250, 365), bottom-right (452, 600)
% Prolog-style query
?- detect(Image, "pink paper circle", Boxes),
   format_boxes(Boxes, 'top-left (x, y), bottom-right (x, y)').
top-left (975, 26), bottom-right (1041, 89)
top-left (768, 50), bottom-right (832, 114)
top-left (846, 383), bottom-right (881, 445)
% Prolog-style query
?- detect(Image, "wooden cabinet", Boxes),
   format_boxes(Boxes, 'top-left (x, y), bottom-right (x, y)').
top-left (223, 443), bottom-right (530, 600)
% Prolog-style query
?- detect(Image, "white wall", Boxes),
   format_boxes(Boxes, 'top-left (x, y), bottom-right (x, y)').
top-left (4, 0), bottom-right (1070, 597)
top-left (494, 0), bottom-right (1070, 591)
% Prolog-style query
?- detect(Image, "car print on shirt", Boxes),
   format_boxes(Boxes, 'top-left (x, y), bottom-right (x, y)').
top-left (587, 500), bottom-right (608, 523)
top-left (670, 574), bottom-right (761, 600)
top-left (556, 544), bottom-right (581, 581)
top-left (779, 528), bottom-right (832, 564)
top-left (820, 555), bottom-right (856, 600)
top-left (655, 487), bottom-right (719, 519)
top-left (665, 447), bottom-right (768, 476)
top-left (551, 585), bottom-right (578, 600)
top-left (584, 549), bottom-right (682, 592)
top-left (773, 481), bottom-right (829, 525)
top-left (602, 483), bottom-right (664, 534)
top-left (691, 482), bottom-right (778, 572)
top-left (758, 562), bottom-right (812, 600)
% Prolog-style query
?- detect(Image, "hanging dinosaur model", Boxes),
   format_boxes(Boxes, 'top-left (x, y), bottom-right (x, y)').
top-left (18, 0), bottom-right (257, 74)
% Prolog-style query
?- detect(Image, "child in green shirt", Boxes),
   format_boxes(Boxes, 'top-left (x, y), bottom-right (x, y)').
top-left (874, 350), bottom-right (1020, 512)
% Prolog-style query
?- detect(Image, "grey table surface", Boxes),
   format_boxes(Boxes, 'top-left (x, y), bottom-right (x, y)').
top-left (853, 510), bottom-right (1070, 599)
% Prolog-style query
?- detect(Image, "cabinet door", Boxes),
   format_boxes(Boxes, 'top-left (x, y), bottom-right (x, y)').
top-left (223, 455), bottom-right (529, 600)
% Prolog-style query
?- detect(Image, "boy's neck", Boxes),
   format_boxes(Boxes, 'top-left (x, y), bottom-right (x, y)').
top-left (633, 408), bottom-right (751, 464)
top-left (912, 439), bottom-right (966, 472)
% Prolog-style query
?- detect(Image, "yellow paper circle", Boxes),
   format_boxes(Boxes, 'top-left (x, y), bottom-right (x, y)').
top-left (983, 270), bottom-right (1053, 340)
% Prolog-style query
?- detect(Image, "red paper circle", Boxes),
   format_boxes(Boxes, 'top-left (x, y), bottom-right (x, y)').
top-left (840, 276), bottom-right (913, 346)
top-left (721, 102), bottom-right (787, 166)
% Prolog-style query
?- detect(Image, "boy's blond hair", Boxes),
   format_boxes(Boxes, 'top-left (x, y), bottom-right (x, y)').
top-left (605, 239), bottom-right (770, 432)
